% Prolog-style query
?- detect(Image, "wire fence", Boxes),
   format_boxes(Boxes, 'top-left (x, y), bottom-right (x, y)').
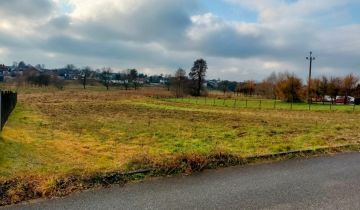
top-left (0, 90), bottom-right (17, 131)
top-left (157, 96), bottom-right (359, 112)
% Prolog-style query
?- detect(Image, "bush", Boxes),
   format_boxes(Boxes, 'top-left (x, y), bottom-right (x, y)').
top-left (275, 73), bottom-right (304, 102)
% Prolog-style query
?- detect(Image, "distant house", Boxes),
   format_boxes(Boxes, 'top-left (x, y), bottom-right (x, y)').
top-left (149, 75), bottom-right (163, 84)
top-left (149, 75), bottom-right (171, 85)
top-left (0, 64), bottom-right (10, 82)
top-left (137, 78), bottom-right (146, 84)
top-left (58, 68), bottom-right (81, 80)
top-left (110, 80), bottom-right (127, 85)
top-left (0, 64), bottom-right (9, 71)
top-left (9, 61), bottom-right (30, 77)
top-left (23, 66), bottom-right (42, 78)
top-left (207, 79), bottom-right (219, 89)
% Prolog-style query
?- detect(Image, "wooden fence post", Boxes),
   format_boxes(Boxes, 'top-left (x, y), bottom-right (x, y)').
top-left (273, 99), bottom-right (276, 109)
top-left (259, 100), bottom-right (262, 109)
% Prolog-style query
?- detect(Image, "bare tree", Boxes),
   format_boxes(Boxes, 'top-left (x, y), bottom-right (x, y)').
top-left (65, 64), bottom-right (76, 71)
top-left (355, 84), bottom-right (360, 98)
top-left (309, 78), bottom-right (321, 102)
top-left (101, 67), bottom-right (112, 90)
top-left (172, 68), bottom-right (187, 97)
top-left (245, 80), bottom-right (256, 96)
top-left (81, 66), bottom-right (92, 89)
top-left (164, 74), bottom-right (172, 91)
top-left (235, 83), bottom-right (242, 96)
top-left (261, 72), bottom-right (278, 99)
top-left (256, 72), bottom-right (278, 99)
top-left (342, 73), bottom-right (359, 104)
top-left (218, 80), bottom-right (230, 95)
top-left (318, 76), bottom-right (328, 103)
top-left (52, 76), bottom-right (65, 90)
top-left (328, 77), bottom-right (342, 104)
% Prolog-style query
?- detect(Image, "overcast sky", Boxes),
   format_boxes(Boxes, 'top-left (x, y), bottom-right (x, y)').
top-left (0, 0), bottom-right (360, 81)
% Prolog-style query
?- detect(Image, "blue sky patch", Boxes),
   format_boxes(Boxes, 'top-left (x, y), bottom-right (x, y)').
top-left (200, 0), bottom-right (258, 22)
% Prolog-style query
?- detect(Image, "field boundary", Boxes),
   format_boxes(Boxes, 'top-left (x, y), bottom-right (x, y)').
top-left (160, 96), bottom-right (359, 112)
top-left (2, 144), bottom-right (360, 206)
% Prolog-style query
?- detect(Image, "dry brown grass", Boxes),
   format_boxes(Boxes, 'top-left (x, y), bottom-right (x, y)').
top-left (1, 85), bottom-right (360, 205)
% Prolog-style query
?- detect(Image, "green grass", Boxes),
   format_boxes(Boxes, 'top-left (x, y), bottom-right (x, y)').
top-left (1, 87), bottom-right (360, 203)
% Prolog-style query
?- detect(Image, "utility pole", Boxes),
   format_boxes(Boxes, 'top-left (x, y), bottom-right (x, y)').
top-left (306, 51), bottom-right (315, 104)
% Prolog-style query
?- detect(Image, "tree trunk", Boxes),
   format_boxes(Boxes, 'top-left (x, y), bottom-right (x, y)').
top-left (83, 78), bottom-right (86, 89)
top-left (197, 76), bottom-right (201, 96)
top-left (344, 91), bottom-right (348, 105)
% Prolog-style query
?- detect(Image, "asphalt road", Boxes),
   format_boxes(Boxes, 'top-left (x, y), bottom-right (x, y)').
top-left (5, 153), bottom-right (360, 210)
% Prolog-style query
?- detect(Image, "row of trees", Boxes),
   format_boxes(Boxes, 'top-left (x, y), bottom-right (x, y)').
top-left (11, 58), bottom-right (360, 104)
top-left (21, 58), bottom-right (208, 94)
top-left (98, 68), bottom-right (145, 90)
top-left (168, 60), bottom-right (359, 104)
top-left (15, 67), bottom-right (65, 89)
top-left (10, 58), bottom-right (218, 97)
top-left (216, 72), bottom-right (360, 103)
top-left (308, 74), bottom-right (359, 103)
top-left (263, 72), bottom-right (360, 103)
top-left (15, 65), bottom-right (144, 91)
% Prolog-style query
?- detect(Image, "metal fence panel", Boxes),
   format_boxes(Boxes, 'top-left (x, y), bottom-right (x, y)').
top-left (0, 91), bottom-right (17, 130)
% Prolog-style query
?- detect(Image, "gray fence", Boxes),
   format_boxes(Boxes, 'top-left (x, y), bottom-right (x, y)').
top-left (0, 91), bottom-right (17, 131)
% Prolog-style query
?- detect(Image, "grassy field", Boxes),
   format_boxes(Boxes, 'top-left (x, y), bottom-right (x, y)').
top-left (1, 86), bottom-right (360, 204)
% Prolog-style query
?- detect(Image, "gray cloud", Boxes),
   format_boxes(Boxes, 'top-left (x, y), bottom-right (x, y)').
top-left (0, 0), bottom-right (55, 19)
top-left (47, 15), bottom-right (71, 29)
top-left (0, 0), bottom-right (359, 81)
top-left (69, 0), bottom-right (197, 43)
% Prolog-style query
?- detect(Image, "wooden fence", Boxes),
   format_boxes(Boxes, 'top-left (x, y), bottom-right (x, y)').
top-left (0, 91), bottom-right (17, 131)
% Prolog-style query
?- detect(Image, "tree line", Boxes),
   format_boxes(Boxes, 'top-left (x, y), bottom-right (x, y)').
top-left (9, 59), bottom-right (360, 104)
top-left (211, 72), bottom-right (360, 104)
top-left (167, 59), bottom-right (360, 105)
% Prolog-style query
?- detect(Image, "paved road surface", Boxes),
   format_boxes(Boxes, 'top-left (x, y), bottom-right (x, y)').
top-left (4, 153), bottom-right (360, 210)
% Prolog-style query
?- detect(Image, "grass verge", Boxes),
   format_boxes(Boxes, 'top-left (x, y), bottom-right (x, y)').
top-left (2, 144), bottom-right (360, 206)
